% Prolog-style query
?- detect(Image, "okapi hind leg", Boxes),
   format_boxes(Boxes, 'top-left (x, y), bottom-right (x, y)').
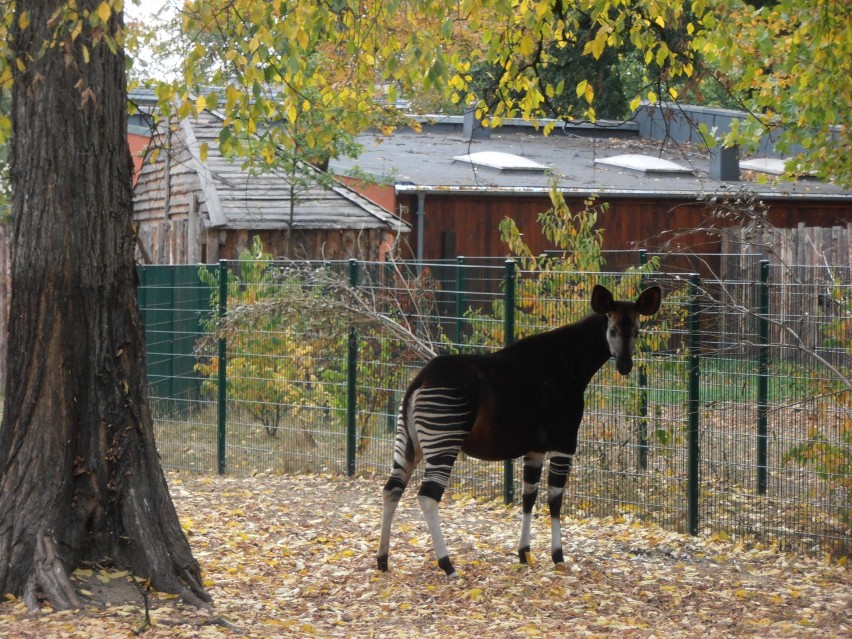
top-left (417, 482), bottom-right (457, 578)
top-left (377, 408), bottom-right (419, 572)
top-left (518, 452), bottom-right (545, 564)
top-left (547, 453), bottom-right (574, 564)
top-left (377, 466), bottom-right (414, 572)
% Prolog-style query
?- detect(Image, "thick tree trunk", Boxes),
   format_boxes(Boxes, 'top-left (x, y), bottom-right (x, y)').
top-left (0, 1), bottom-right (211, 609)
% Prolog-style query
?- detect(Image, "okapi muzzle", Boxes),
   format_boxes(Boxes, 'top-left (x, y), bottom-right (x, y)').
top-left (591, 284), bottom-right (662, 376)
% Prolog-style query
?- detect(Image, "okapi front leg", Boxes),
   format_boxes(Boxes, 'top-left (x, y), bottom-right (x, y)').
top-left (518, 452), bottom-right (545, 564)
top-left (547, 453), bottom-right (574, 564)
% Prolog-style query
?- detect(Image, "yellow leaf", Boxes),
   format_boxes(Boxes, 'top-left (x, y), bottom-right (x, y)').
top-left (199, 142), bottom-right (208, 162)
top-left (97, 1), bottom-right (112, 24)
top-left (18, 10), bottom-right (30, 30)
top-left (590, 26), bottom-right (608, 60)
top-left (647, 90), bottom-right (658, 104)
top-left (196, 94), bottom-right (207, 112)
top-left (519, 35), bottom-right (535, 57)
top-left (629, 96), bottom-right (642, 112)
top-left (668, 87), bottom-right (678, 100)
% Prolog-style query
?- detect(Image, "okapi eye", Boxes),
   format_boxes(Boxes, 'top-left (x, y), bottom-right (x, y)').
top-left (609, 328), bottom-right (617, 338)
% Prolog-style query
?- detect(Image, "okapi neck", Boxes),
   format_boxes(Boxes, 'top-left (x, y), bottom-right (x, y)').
top-left (562, 313), bottom-right (614, 387)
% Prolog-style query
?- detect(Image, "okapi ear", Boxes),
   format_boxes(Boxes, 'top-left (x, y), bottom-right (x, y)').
top-left (590, 284), bottom-right (614, 314)
top-left (635, 285), bottom-right (662, 316)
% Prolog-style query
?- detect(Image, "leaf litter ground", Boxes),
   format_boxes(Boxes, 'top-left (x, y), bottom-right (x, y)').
top-left (0, 473), bottom-right (848, 638)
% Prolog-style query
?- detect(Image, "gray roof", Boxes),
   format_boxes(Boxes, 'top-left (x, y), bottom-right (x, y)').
top-left (330, 115), bottom-right (851, 201)
top-left (181, 111), bottom-right (409, 231)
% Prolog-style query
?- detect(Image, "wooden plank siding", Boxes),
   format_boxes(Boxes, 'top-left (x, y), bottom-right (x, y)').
top-left (397, 192), bottom-right (852, 276)
top-left (132, 110), bottom-right (408, 265)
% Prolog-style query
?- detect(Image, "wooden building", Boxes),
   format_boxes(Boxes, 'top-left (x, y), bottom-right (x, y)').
top-left (133, 110), bottom-right (409, 264)
top-left (331, 114), bottom-right (852, 275)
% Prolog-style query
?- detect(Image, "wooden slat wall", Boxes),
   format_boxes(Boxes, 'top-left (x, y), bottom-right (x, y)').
top-left (399, 193), bottom-right (852, 277)
top-left (721, 223), bottom-right (852, 358)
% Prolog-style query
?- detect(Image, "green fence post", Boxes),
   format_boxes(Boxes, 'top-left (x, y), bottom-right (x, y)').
top-left (687, 274), bottom-right (701, 536)
top-left (637, 249), bottom-right (649, 470)
top-left (347, 259), bottom-right (359, 477)
top-left (456, 256), bottom-right (466, 348)
top-left (503, 259), bottom-right (516, 505)
top-left (217, 260), bottom-right (228, 475)
top-left (757, 260), bottom-right (770, 495)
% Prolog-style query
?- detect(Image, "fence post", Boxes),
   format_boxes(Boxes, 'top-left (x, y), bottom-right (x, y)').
top-left (346, 259), bottom-right (359, 477)
top-left (637, 249), bottom-right (649, 470)
top-left (503, 259), bottom-right (516, 505)
top-left (757, 260), bottom-right (770, 495)
top-left (456, 256), bottom-right (466, 348)
top-left (217, 260), bottom-right (228, 475)
top-left (687, 274), bottom-right (701, 535)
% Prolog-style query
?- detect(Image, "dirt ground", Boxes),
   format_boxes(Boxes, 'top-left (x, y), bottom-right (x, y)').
top-left (0, 473), bottom-right (849, 638)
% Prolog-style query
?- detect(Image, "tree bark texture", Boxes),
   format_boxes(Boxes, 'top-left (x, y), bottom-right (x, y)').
top-left (0, 1), bottom-right (210, 608)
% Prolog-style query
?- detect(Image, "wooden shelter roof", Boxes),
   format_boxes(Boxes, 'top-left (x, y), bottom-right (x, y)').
top-left (167, 110), bottom-right (409, 232)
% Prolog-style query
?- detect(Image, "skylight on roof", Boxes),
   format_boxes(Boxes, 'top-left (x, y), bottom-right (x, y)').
top-left (595, 154), bottom-right (691, 174)
top-left (739, 158), bottom-right (787, 176)
top-left (453, 151), bottom-right (548, 172)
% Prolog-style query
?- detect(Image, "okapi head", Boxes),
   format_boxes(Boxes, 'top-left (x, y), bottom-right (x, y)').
top-left (591, 284), bottom-right (662, 375)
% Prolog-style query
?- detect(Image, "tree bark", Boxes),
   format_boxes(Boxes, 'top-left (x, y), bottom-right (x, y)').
top-left (0, 1), bottom-right (211, 609)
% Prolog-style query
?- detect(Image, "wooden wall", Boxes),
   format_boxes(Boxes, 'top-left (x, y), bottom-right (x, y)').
top-left (398, 192), bottom-right (852, 275)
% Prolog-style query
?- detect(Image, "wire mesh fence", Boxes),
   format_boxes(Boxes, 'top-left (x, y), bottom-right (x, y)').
top-left (137, 254), bottom-right (851, 556)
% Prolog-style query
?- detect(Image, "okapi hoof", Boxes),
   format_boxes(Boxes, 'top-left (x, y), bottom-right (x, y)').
top-left (377, 554), bottom-right (389, 572)
top-left (551, 548), bottom-right (565, 564)
top-left (518, 546), bottom-right (532, 564)
top-left (438, 556), bottom-right (456, 578)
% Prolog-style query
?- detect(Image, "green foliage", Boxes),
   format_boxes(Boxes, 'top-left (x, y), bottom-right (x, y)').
top-left (0, 1), bottom-right (846, 186)
top-left (195, 236), bottom-right (436, 447)
top-left (196, 237), bottom-right (338, 436)
top-left (694, 0), bottom-right (851, 186)
top-left (784, 416), bottom-right (852, 525)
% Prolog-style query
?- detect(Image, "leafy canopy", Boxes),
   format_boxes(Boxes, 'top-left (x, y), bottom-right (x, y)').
top-left (1, 0), bottom-right (848, 187)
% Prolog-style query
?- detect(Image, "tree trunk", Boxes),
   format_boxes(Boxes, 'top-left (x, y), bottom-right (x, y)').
top-left (0, 1), bottom-right (211, 610)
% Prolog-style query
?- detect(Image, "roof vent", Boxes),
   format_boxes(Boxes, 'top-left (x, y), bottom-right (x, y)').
top-left (463, 108), bottom-right (491, 140)
top-left (453, 151), bottom-right (548, 173)
top-left (710, 145), bottom-right (739, 181)
top-left (595, 154), bottom-right (691, 175)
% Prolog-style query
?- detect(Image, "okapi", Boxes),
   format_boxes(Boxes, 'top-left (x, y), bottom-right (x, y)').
top-left (377, 284), bottom-right (662, 577)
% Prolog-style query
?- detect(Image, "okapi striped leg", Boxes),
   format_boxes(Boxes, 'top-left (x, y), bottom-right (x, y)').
top-left (518, 452), bottom-right (545, 564)
top-left (547, 453), bottom-right (574, 564)
top-left (417, 455), bottom-right (463, 577)
top-left (412, 386), bottom-right (473, 577)
top-left (377, 406), bottom-right (419, 572)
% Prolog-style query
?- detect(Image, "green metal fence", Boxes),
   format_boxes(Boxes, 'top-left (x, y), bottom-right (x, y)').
top-left (137, 255), bottom-right (851, 556)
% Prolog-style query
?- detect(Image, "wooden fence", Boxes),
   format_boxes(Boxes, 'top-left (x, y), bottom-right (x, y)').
top-left (720, 223), bottom-right (852, 360)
